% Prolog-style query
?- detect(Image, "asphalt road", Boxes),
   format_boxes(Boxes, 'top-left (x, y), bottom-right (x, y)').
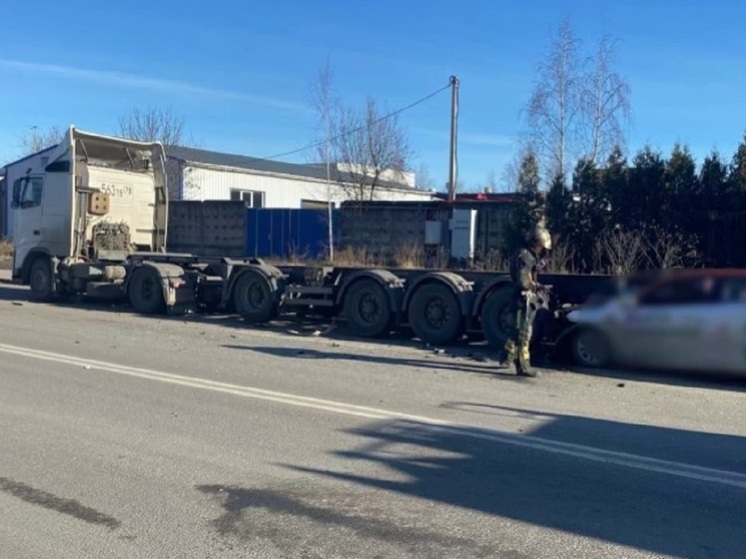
top-left (0, 276), bottom-right (745, 558)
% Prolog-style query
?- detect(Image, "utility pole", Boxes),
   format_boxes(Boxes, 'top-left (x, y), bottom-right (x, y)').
top-left (448, 75), bottom-right (460, 201)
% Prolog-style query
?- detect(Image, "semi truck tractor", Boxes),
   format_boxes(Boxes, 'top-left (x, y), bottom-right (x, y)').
top-left (8, 126), bottom-right (615, 355)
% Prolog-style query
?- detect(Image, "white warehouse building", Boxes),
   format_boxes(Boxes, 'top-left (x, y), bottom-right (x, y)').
top-left (166, 146), bottom-right (436, 208)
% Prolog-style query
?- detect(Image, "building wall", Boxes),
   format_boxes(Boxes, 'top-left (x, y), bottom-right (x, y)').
top-left (166, 201), bottom-right (338, 260)
top-left (338, 200), bottom-right (517, 268)
top-left (177, 164), bottom-right (435, 207)
top-left (166, 200), bottom-right (248, 257)
top-left (339, 202), bottom-right (451, 266)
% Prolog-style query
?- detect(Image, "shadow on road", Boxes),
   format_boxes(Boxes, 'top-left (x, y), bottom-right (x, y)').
top-left (437, 403), bottom-right (746, 470)
top-left (0, 284), bottom-right (36, 303)
top-left (195, 483), bottom-right (497, 557)
top-left (280, 410), bottom-right (746, 558)
top-left (223, 344), bottom-right (525, 381)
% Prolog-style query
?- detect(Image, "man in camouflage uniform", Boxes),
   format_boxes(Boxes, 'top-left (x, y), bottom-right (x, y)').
top-left (504, 225), bottom-right (552, 377)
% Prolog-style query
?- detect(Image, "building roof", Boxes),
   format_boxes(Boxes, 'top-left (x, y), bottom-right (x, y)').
top-left (432, 191), bottom-right (519, 203)
top-left (166, 145), bottom-right (427, 192)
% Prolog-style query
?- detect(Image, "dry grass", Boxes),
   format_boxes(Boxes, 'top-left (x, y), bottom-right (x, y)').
top-left (332, 246), bottom-right (386, 267)
top-left (317, 244), bottom-right (427, 269)
top-left (301, 242), bottom-right (437, 269)
top-left (0, 239), bottom-right (11, 270)
top-left (274, 244), bottom-right (501, 271)
top-left (473, 248), bottom-right (509, 272)
top-left (265, 246), bottom-right (386, 268)
top-left (391, 242), bottom-right (425, 269)
top-left (330, 244), bottom-right (491, 271)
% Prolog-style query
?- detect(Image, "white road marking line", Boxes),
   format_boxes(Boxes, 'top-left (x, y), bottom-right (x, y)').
top-left (2, 341), bottom-right (745, 490)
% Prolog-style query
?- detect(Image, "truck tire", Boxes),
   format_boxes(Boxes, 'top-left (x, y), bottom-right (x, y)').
top-left (480, 286), bottom-right (514, 350)
top-left (571, 328), bottom-right (612, 368)
top-left (29, 257), bottom-right (54, 301)
top-left (128, 267), bottom-right (165, 314)
top-left (233, 271), bottom-right (277, 324)
top-left (408, 283), bottom-right (464, 345)
top-left (343, 279), bottom-right (392, 338)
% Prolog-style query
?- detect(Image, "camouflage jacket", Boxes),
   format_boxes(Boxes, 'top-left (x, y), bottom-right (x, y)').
top-left (509, 247), bottom-right (539, 292)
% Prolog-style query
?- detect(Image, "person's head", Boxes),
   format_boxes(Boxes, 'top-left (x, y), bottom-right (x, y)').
top-left (526, 225), bottom-right (552, 256)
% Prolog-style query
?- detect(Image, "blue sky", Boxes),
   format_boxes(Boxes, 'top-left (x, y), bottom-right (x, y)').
top-left (2, 0), bottom-right (746, 191)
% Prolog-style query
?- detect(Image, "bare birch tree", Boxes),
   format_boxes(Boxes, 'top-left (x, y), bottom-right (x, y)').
top-left (524, 21), bottom-right (631, 182)
top-left (307, 62), bottom-right (414, 203)
top-left (309, 60), bottom-right (339, 169)
top-left (18, 125), bottom-right (65, 156)
top-left (582, 36), bottom-right (632, 165)
top-left (308, 60), bottom-right (339, 261)
top-left (118, 106), bottom-right (194, 152)
top-left (333, 97), bottom-right (414, 202)
top-left (526, 19), bottom-right (584, 182)
top-left (415, 163), bottom-right (437, 190)
top-left (118, 106), bottom-right (200, 200)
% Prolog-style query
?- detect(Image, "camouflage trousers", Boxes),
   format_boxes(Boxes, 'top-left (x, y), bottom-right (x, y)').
top-left (504, 290), bottom-right (539, 372)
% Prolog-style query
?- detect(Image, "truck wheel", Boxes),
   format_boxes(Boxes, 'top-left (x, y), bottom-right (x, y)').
top-left (480, 286), bottom-right (513, 350)
top-left (408, 283), bottom-right (464, 345)
top-left (233, 271), bottom-right (277, 324)
top-left (128, 267), bottom-right (165, 314)
top-left (571, 328), bottom-right (611, 368)
top-left (343, 279), bottom-right (392, 338)
top-left (29, 258), bottom-right (54, 301)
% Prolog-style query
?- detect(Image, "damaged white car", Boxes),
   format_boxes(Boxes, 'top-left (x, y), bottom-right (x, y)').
top-left (564, 270), bottom-right (746, 376)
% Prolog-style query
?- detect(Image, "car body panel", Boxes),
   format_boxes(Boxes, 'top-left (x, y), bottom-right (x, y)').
top-left (566, 270), bottom-right (746, 375)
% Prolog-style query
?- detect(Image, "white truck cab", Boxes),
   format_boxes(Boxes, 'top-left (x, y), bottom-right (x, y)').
top-left (8, 126), bottom-right (168, 298)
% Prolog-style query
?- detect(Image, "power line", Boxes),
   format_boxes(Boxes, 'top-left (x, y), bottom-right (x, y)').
top-left (262, 82), bottom-right (453, 161)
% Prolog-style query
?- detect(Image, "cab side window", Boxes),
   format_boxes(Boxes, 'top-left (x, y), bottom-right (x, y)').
top-left (25, 178), bottom-right (44, 207)
top-left (12, 177), bottom-right (44, 209)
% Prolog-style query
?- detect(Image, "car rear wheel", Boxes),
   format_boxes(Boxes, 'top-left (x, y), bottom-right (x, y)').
top-left (571, 328), bottom-right (612, 369)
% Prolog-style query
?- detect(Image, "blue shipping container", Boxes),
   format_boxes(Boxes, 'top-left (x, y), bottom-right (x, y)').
top-left (246, 208), bottom-right (339, 260)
